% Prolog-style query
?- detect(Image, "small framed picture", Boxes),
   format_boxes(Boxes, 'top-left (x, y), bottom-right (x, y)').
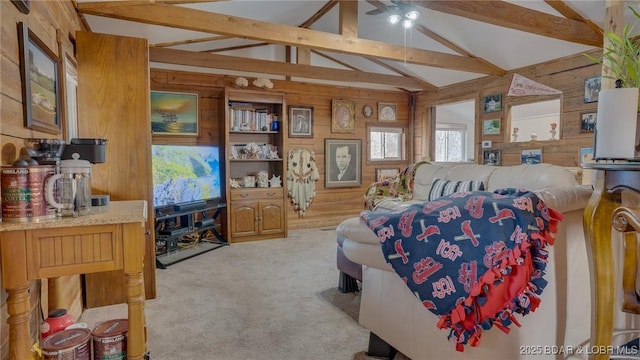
top-left (481, 140), bottom-right (492, 149)
top-left (378, 103), bottom-right (397, 121)
top-left (332, 99), bottom-right (356, 133)
top-left (584, 76), bottom-right (601, 103)
top-left (483, 93), bottom-right (502, 113)
top-left (483, 150), bottom-right (501, 166)
top-left (580, 146), bottom-right (595, 166)
top-left (325, 138), bottom-right (362, 188)
top-left (482, 118), bottom-right (501, 135)
top-left (521, 148), bottom-right (542, 164)
top-left (581, 112), bottom-right (596, 132)
top-left (363, 105), bottom-right (374, 118)
top-left (375, 168), bottom-right (400, 182)
top-left (289, 105), bottom-right (313, 138)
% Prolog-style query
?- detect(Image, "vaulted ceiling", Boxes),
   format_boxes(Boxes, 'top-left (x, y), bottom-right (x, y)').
top-left (75, 1), bottom-right (628, 93)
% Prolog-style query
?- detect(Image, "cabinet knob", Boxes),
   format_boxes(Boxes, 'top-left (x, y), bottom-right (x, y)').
top-left (267, 192), bottom-right (276, 196)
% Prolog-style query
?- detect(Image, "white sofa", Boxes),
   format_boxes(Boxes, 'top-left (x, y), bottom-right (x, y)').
top-left (339, 162), bottom-right (596, 360)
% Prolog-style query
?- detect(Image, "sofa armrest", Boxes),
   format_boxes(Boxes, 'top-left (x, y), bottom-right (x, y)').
top-left (533, 185), bottom-right (593, 213)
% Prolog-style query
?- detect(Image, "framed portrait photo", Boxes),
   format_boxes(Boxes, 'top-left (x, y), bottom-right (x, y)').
top-left (289, 105), bottom-right (313, 138)
top-left (482, 118), bottom-right (501, 135)
top-left (521, 148), bottom-right (542, 164)
top-left (483, 93), bottom-right (502, 113)
top-left (378, 103), bottom-right (397, 121)
top-left (150, 90), bottom-right (199, 136)
top-left (18, 22), bottom-right (61, 134)
top-left (584, 76), bottom-right (601, 103)
top-left (580, 112), bottom-right (596, 132)
top-left (483, 150), bottom-right (501, 166)
top-left (332, 99), bottom-right (356, 133)
top-left (325, 138), bottom-right (362, 188)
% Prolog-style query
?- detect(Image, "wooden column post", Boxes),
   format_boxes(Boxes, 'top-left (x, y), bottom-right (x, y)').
top-left (601, 1), bottom-right (625, 90)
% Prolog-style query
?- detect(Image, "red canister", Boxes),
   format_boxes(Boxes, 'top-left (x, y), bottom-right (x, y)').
top-left (41, 309), bottom-right (75, 340)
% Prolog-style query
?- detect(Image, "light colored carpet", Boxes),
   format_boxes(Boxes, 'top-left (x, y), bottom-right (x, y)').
top-left (80, 228), bottom-right (408, 360)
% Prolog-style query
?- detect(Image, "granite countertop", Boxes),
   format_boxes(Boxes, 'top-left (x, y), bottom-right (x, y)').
top-left (0, 200), bottom-right (147, 232)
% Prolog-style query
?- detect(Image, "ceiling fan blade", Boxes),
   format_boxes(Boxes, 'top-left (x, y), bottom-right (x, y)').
top-left (366, 7), bottom-right (387, 15)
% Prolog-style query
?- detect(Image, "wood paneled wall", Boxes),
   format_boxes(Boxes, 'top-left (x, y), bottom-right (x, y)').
top-left (414, 50), bottom-right (602, 166)
top-left (150, 69), bottom-right (411, 230)
top-left (1, 1), bottom-right (85, 357)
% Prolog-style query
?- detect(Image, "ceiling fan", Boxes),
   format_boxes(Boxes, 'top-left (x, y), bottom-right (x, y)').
top-left (366, 0), bottom-right (421, 27)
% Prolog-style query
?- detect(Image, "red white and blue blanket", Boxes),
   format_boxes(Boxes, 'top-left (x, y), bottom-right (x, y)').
top-left (360, 188), bottom-right (563, 351)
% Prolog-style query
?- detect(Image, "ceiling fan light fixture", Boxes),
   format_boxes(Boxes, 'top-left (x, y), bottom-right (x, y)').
top-left (402, 19), bottom-right (414, 28)
top-left (405, 10), bottom-right (420, 21)
top-left (388, 13), bottom-right (401, 24)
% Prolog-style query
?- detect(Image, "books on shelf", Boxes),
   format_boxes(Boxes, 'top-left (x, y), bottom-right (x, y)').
top-left (229, 105), bottom-right (277, 132)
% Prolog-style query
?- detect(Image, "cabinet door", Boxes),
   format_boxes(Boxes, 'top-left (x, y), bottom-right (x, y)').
top-left (259, 200), bottom-right (284, 235)
top-left (230, 202), bottom-right (259, 237)
top-left (76, 31), bottom-right (156, 307)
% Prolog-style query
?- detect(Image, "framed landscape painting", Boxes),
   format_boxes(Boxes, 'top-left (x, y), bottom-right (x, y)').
top-left (150, 91), bottom-right (199, 136)
top-left (482, 118), bottom-right (501, 135)
top-left (18, 22), bottom-right (61, 134)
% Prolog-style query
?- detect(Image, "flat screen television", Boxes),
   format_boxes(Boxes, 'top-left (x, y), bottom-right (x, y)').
top-left (151, 144), bottom-right (221, 209)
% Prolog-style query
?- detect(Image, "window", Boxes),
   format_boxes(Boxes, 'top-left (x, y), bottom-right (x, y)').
top-left (434, 99), bottom-right (475, 162)
top-left (369, 126), bottom-right (404, 161)
top-left (435, 124), bottom-right (466, 162)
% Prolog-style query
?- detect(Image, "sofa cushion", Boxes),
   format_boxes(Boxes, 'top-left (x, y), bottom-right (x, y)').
top-left (427, 178), bottom-right (485, 200)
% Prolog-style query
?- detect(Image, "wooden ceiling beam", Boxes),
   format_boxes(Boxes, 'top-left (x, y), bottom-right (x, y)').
top-left (339, 0), bottom-right (358, 38)
top-left (412, 0), bottom-right (603, 47)
top-left (300, 0), bottom-right (339, 28)
top-left (544, 0), bottom-right (603, 36)
top-left (152, 35), bottom-right (231, 48)
top-left (149, 47), bottom-right (428, 89)
top-left (363, 56), bottom-right (437, 90)
top-left (77, 1), bottom-right (503, 75)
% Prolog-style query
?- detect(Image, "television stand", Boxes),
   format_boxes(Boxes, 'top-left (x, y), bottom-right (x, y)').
top-left (154, 202), bottom-right (228, 268)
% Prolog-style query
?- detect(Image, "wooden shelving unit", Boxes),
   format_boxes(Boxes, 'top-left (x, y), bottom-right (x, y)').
top-left (224, 88), bottom-right (288, 242)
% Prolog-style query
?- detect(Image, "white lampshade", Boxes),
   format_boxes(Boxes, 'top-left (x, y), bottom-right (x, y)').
top-left (594, 87), bottom-right (640, 159)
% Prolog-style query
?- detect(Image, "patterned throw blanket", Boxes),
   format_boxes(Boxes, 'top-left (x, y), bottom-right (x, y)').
top-left (361, 188), bottom-right (563, 351)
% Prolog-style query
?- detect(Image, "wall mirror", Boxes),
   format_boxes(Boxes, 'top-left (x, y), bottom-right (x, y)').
top-left (508, 96), bottom-right (562, 142)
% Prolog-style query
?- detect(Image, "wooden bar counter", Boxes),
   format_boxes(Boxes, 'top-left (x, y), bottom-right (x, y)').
top-left (0, 200), bottom-right (148, 360)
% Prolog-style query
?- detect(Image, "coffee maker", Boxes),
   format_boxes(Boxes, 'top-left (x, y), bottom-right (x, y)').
top-left (61, 138), bottom-right (108, 207)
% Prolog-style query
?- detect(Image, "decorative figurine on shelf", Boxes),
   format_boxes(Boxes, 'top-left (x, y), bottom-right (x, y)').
top-left (512, 127), bottom-right (519, 142)
top-left (257, 171), bottom-right (269, 188)
top-left (549, 122), bottom-right (557, 140)
top-left (230, 178), bottom-right (241, 189)
top-left (245, 142), bottom-right (261, 159)
top-left (267, 145), bottom-right (279, 159)
top-left (234, 77), bottom-right (249, 88)
top-left (269, 175), bottom-right (282, 188)
top-left (253, 77), bottom-right (273, 89)
top-left (230, 146), bottom-right (239, 160)
top-left (530, 132), bottom-right (538, 142)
